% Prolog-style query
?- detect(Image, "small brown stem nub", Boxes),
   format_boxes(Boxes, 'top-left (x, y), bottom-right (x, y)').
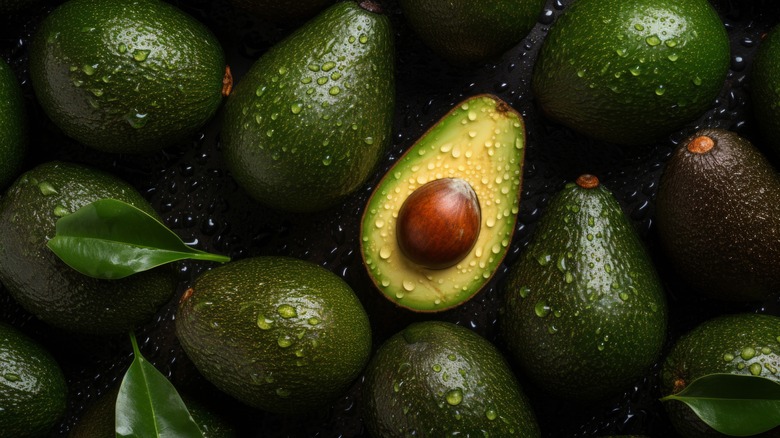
top-left (687, 135), bottom-right (715, 154)
top-left (180, 287), bottom-right (194, 304)
top-left (222, 65), bottom-right (233, 97)
top-left (576, 174), bottom-right (600, 189)
top-left (359, 0), bottom-right (383, 14)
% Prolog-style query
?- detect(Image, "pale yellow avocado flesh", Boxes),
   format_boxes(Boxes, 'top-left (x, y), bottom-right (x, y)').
top-left (361, 94), bottom-right (525, 311)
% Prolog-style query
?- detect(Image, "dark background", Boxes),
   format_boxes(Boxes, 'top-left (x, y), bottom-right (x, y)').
top-left (2, 0), bottom-right (780, 436)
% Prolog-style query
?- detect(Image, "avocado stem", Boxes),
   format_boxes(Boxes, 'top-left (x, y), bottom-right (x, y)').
top-left (576, 174), bottom-right (599, 189)
top-left (687, 135), bottom-right (715, 154)
top-left (359, 0), bottom-right (383, 14)
top-left (222, 66), bottom-right (233, 97)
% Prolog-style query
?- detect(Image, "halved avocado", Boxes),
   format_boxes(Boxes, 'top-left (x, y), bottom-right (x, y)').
top-left (360, 94), bottom-right (525, 312)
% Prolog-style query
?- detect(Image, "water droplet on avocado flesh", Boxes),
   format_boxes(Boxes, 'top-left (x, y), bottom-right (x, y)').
top-left (360, 95), bottom-right (525, 312)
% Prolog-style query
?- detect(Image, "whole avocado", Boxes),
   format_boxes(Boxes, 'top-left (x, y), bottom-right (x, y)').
top-left (398, 0), bottom-right (545, 65)
top-left (532, 0), bottom-right (729, 145)
top-left (661, 313), bottom-right (780, 437)
top-left (176, 256), bottom-right (372, 414)
top-left (362, 320), bottom-right (541, 437)
top-left (0, 161), bottom-right (176, 335)
top-left (656, 128), bottom-right (780, 301)
top-left (221, 0), bottom-right (395, 212)
top-left (0, 322), bottom-right (67, 438)
top-left (29, 0), bottom-right (226, 154)
top-left (0, 58), bottom-right (26, 188)
top-left (500, 175), bottom-right (667, 401)
top-left (751, 23), bottom-right (780, 157)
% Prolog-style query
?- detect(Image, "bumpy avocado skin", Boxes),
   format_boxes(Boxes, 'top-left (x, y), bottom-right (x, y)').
top-left (661, 313), bottom-right (780, 438)
top-left (656, 128), bottom-right (780, 301)
top-left (398, 0), bottom-right (546, 65)
top-left (0, 59), bottom-right (26, 189)
top-left (0, 161), bottom-right (176, 335)
top-left (0, 323), bottom-right (67, 438)
top-left (532, 0), bottom-right (729, 145)
top-left (752, 24), bottom-right (780, 157)
top-left (501, 179), bottom-right (667, 401)
top-left (362, 321), bottom-right (540, 438)
top-left (28, 0), bottom-right (225, 153)
top-left (228, 0), bottom-right (334, 23)
top-left (221, 1), bottom-right (395, 212)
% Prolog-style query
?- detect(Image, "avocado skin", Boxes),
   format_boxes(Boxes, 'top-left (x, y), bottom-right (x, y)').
top-left (228, 0), bottom-right (334, 23)
top-left (362, 321), bottom-right (540, 438)
top-left (221, 1), bottom-right (395, 212)
top-left (532, 0), bottom-right (729, 145)
top-left (656, 128), bottom-right (780, 301)
top-left (176, 256), bottom-right (372, 414)
top-left (29, 0), bottom-right (225, 154)
top-left (751, 24), bottom-right (780, 157)
top-left (500, 179), bottom-right (667, 401)
top-left (398, 0), bottom-right (545, 65)
top-left (0, 322), bottom-right (67, 438)
top-left (0, 161), bottom-right (176, 335)
top-left (0, 58), bottom-right (26, 189)
top-left (661, 313), bottom-right (780, 438)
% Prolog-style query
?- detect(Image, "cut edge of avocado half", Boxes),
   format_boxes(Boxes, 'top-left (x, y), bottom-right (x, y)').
top-left (360, 94), bottom-right (525, 312)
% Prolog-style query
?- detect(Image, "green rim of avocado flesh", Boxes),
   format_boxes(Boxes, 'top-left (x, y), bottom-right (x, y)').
top-left (360, 94), bottom-right (525, 312)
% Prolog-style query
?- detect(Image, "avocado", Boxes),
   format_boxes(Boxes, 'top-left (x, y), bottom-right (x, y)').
top-left (660, 313), bottom-right (780, 438)
top-left (0, 58), bottom-right (26, 188)
top-left (29, 0), bottom-right (226, 154)
top-left (0, 322), bottom-right (67, 438)
top-left (398, 0), bottom-right (545, 65)
top-left (500, 175), bottom-right (667, 401)
top-left (532, 0), bottom-right (729, 145)
top-left (361, 320), bottom-right (540, 437)
top-left (175, 256), bottom-right (372, 414)
top-left (221, 0), bottom-right (395, 213)
top-left (228, 0), bottom-right (334, 23)
top-left (751, 23), bottom-right (780, 157)
top-left (0, 161), bottom-right (176, 335)
top-left (69, 386), bottom-right (237, 438)
top-left (360, 94), bottom-right (525, 312)
top-left (656, 128), bottom-right (780, 301)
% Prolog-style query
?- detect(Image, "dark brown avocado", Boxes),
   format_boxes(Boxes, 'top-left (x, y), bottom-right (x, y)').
top-left (655, 128), bottom-right (780, 301)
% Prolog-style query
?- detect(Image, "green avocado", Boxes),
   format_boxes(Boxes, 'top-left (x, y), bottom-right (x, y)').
top-left (0, 161), bottom-right (176, 335)
top-left (0, 322), bottom-right (67, 438)
top-left (360, 94), bottom-right (525, 312)
top-left (175, 256), bottom-right (372, 414)
top-left (751, 23), bottom-right (780, 157)
top-left (221, 0), bottom-right (395, 212)
top-left (228, 0), bottom-right (334, 23)
top-left (656, 128), bottom-right (780, 301)
top-left (500, 175), bottom-right (667, 401)
top-left (361, 320), bottom-right (540, 437)
top-left (29, 0), bottom-right (226, 154)
top-left (0, 58), bottom-right (26, 188)
top-left (399, 0), bottom-right (545, 64)
top-left (532, 0), bottom-right (729, 145)
top-left (661, 313), bottom-right (780, 438)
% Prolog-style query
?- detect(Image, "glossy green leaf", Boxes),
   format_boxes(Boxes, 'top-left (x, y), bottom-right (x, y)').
top-left (47, 198), bottom-right (229, 279)
top-left (116, 332), bottom-right (204, 438)
top-left (660, 373), bottom-right (780, 436)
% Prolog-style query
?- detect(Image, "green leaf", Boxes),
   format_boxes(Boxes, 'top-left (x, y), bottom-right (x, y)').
top-left (115, 332), bottom-right (204, 438)
top-left (46, 198), bottom-right (229, 279)
top-left (660, 373), bottom-right (780, 436)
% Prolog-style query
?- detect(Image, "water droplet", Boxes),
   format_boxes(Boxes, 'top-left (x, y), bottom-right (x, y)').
top-left (307, 64), bottom-right (320, 72)
top-left (257, 314), bottom-right (273, 329)
top-left (276, 387), bottom-right (291, 397)
top-left (536, 254), bottom-right (551, 266)
top-left (379, 246), bottom-right (392, 259)
top-left (665, 39), bottom-right (678, 48)
top-left (37, 181), bottom-right (58, 196)
top-left (322, 155), bottom-right (332, 166)
top-left (322, 61), bottom-right (336, 71)
top-left (692, 76), bottom-right (702, 86)
top-left (331, 72), bottom-right (342, 80)
top-left (278, 66), bottom-right (288, 75)
top-left (432, 364), bottom-right (442, 372)
top-left (615, 48), bottom-right (628, 57)
top-left (519, 286), bottom-right (530, 298)
top-left (118, 43), bottom-right (127, 53)
top-left (81, 64), bottom-right (96, 75)
top-left (655, 85), bottom-right (666, 96)
top-left (290, 102), bottom-right (302, 114)
top-left (619, 292), bottom-right (629, 301)
top-left (307, 317), bottom-right (320, 325)
top-left (277, 335), bottom-right (293, 348)
top-left (359, 35), bottom-right (368, 44)
top-left (445, 388), bottom-right (463, 406)
top-left (762, 347), bottom-right (772, 355)
top-left (133, 49), bottom-right (150, 61)
top-left (277, 304), bottom-right (297, 319)
top-left (3, 373), bottom-right (20, 382)
top-left (485, 408), bottom-right (498, 420)
top-left (723, 353), bottom-right (735, 362)
top-left (329, 86), bottom-right (341, 96)
top-left (534, 300), bottom-right (551, 318)
top-left (749, 362), bottom-right (763, 376)
top-left (125, 112), bottom-right (148, 129)
top-left (645, 35), bottom-right (661, 46)
top-left (402, 280), bottom-right (415, 291)
top-left (668, 53), bottom-right (679, 62)
top-left (256, 86), bottom-right (266, 96)
top-left (53, 205), bottom-right (69, 217)
top-left (741, 347), bottom-right (756, 360)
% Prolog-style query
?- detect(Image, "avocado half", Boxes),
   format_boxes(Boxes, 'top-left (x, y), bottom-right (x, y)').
top-left (360, 94), bottom-right (525, 312)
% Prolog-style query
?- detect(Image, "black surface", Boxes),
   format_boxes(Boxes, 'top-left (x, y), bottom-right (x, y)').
top-left (1, 0), bottom-right (780, 436)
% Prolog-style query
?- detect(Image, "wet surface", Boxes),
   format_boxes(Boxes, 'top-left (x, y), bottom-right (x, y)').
top-left (1, 0), bottom-right (779, 436)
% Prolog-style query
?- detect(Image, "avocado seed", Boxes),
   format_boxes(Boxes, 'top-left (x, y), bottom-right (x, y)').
top-left (396, 178), bottom-right (481, 269)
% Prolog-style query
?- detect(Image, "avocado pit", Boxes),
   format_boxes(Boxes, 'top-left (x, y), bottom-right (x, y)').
top-left (396, 178), bottom-right (481, 269)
